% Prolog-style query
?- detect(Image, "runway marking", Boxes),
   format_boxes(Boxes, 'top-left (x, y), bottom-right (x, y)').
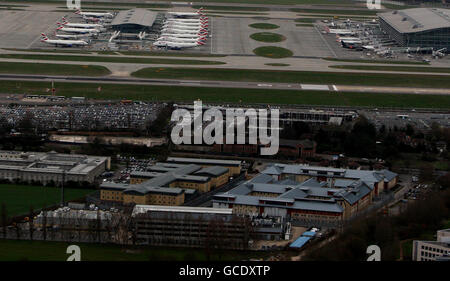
top-left (332, 85), bottom-right (338, 91)
top-left (301, 84), bottom-right (329, 90)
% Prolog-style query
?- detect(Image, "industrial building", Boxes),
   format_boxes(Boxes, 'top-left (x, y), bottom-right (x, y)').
top-left (378, 8), bottom-right (450, 50)
top-left (110, 8), bottom-right (159, 33)
top-left (413, 229), bottom-right (450, 261)
top-left (213, 164), bottom-right (398, 226)
top-left (100, 159), bottom-right (236, 205)
top-left (132, 205), bottom-right (252, 249)
top-left (0, 150), bottom-right (110, 184)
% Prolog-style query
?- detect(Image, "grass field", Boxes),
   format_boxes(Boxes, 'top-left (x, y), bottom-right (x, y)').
top-left (0, 240), bottom-right (265, 261)
top-left (0, 184), bottom-right (94, 216)
top-left (265, 63), bottom-right (290, 66)
top-left (253, 46), bottom-right (293, 58)
top-left (249, 23), bottom-right (280, 29)
top-left (0, 54), bottom-right (226, 65)
top-left (250, 32), bottom-right (286, 43)
top-left (323, 58), bottom-right (429, 65)
top-left (0, 62), bottom-right (110, 76)
top-left (131, 67), bottom-right (450, 89)
top-left (329, 65), bottom-right (450, 74)
top-left (1, 80), bottom-right (450, 109)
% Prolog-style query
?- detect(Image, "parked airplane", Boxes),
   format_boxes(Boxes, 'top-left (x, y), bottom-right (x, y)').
top-left (161, 28), bottom-right (207, 34)
top-left (75, 9), bottom-right (113, 18)
top-left (83, 16), bottom-right (101, 22)
top-left (56, 26), bottom-right (100, 34)
top-left (158, 36), bottom-right (206, 43)
top-left (165, 18), bottom-right (208, 24)
top-left (154, 40), bottom-right (204, 49)
top-left (40, 34), bottom-right (88, 46)
top-left (54, 32), bottom-right (88, 39)
top-left (160, 33), bottom-right (205, 39)
top-left (60, 17), bottom-right (103, 28)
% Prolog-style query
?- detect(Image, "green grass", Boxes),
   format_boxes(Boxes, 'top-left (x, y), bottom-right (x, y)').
top-left (324, 58), bottom-right (429, 65)
top-left (3, 48), bottom-right (93, 54)
top-left (249, 23), bottom-right (280, 29)
top-left (253, 46), bottom-right (293, 58)
top-left (0, 240), bottom-right (264, 261)
top-left (0, 62), bottom-right (110, 76)
top-left (131, 67), bottom-right (450, 89)
top-left (295, 18), bottom-right (319, 23)
top-left (250, 32), bottom-right (286, 43)
top-left (1, 80), bottom-right (450, 109)
top-left (0, 54), bottom-right (225, 65)
top-left (291, 8), bottom-right (380, 15)
top-left (0, 184), bottom-right (93, 216)
top-left (329, 65), bottom-right (450, 74)
top-left (265, 63), bottom-right (290, 66)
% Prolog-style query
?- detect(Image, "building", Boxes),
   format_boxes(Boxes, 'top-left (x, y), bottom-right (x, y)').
top-left (213, 164), bottom-right (398, 226)
top-left (131, 205), bottom-right (252, 249)
top-left (413, 229), bottom-right (450, 261)
top-left (166, 157), bottom-right (242, 176)
top-left (111, 8), bottom-right (159, 33)
top-left (378, 8), bottom-right (450, 50)
top-left (0, 150), bottom-right (110, 184)
top-left (100, 161), bottom-right (233, 205)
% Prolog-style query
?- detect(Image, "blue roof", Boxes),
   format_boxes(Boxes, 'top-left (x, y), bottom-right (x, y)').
top-left (290, 236), bottom-right (312, 248)
top-left (302, 231), bottom-right (317, 237)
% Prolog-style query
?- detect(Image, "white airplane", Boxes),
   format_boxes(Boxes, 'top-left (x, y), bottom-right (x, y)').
top-left (165, 19), bottom-right (208, 24)
top-left (163, 22), bottom-right (208, 28)
top-left (57, 26), bottom-right (100, 34)
top-left (160, 33), bottom-right (205, 39)
top-left (154, 40), bottom-right (204, 49)
top-left (83, 15), bottom-right (101, 22)
top-left (158, 36), bottom-right (206, 43)
top-left (167, 7), bottom-right (204, 18)
top-left (60, 17), bottom-right (103, 28)
top-left (161, 29), bottom-right (207, 36)
top-left (161, 26), bottom-right (207, 32)
top-left (40, 34), bottom-right (88, 46)
top-left (75, 9), bottom-right (113, 18)
top-left (362, 45), bottom-right (376, 50)
top-left (165, 17), bottom-right (208, 22)
top-left (54, 32), bottom-right (88, 39)
top-left (328, 29), bottom-right (355, 35)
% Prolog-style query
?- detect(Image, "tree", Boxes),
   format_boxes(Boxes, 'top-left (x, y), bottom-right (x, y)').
top-left (147, 103), bottom-right (174, 137)
top-left (419, 163), bottom-right (435, 182)
top-left (28, 205), bottom-right (34, 241)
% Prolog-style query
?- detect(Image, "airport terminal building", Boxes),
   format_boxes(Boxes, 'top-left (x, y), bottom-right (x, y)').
top-left (111, 8), bottom-right (159, 33)
top-left (378, 8), bottom-right (450, 50)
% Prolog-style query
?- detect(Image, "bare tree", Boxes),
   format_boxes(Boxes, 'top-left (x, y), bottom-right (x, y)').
top-left (28, 206), bottom-right (34, 241)
top-left (1, 203), bottom-right (7, 239)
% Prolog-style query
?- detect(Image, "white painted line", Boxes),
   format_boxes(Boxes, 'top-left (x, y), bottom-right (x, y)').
top-left (301, 84), bottom-right (329, 90)
top-left (332, 85), bottom-right (338, 91)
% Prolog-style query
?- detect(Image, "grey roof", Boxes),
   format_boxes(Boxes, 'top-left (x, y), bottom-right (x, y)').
top-left (111, 8), bottom-right (157, 28)
top-left (194, 166), bottom-right (229, 177)
top-left (167, 157), bottom-right (242, 166)
top-left (381, 169), bottom-right (398, 182)
top-left (378, 8), bottom-right (450, 33)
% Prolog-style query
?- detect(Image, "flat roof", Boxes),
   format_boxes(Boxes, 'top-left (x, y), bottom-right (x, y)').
top-left (167, 157), bottom-right (242, 166)
top-left (111, 8), bottom-right (157, 28)
top-left (378, 8), bottom-right (450, 33)
top-left (132, 205), bottom-right (233, 216)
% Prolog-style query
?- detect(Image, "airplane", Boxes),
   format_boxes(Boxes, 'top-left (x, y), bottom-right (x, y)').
top-left (75, 9), bottom-right (113, 18)
top-left (167, 7), bottom-right (204, 18)
top-left (54, 32), bottom-right (89, 39)
top-left (158, 36), bottom-right (206, 43)
top-left (60, 18), bottom-right (103, 28)
top-left (56, 26), bottom-right (100, 34)
top-left (83, 15), bottom-right (101, 23)
top-left (40, 34), bottom-right (88, 47)
top-left (162, 24), bottom-right (208, 30)
top-left (154, 40), bottom-right (204, 49)
top-left (160, 33), bottom-right (205, 39)
top-left (163, 21), bottom-right (208, 26)
top-left (362, 45), bottom-right (376, 50)
top-left (161, 28), bottom-right (207, 34)
top-left (328, 29), bottom-right (355, 35)
top-left (165, 18), bottom-right (208, 24)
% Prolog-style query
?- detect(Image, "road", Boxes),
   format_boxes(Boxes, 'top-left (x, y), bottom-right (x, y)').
top-left (2, 73), bottom-right (450, 95)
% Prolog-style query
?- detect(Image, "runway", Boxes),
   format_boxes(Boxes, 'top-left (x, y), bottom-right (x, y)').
top-left (2, 73), bottom-right (450, 95)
